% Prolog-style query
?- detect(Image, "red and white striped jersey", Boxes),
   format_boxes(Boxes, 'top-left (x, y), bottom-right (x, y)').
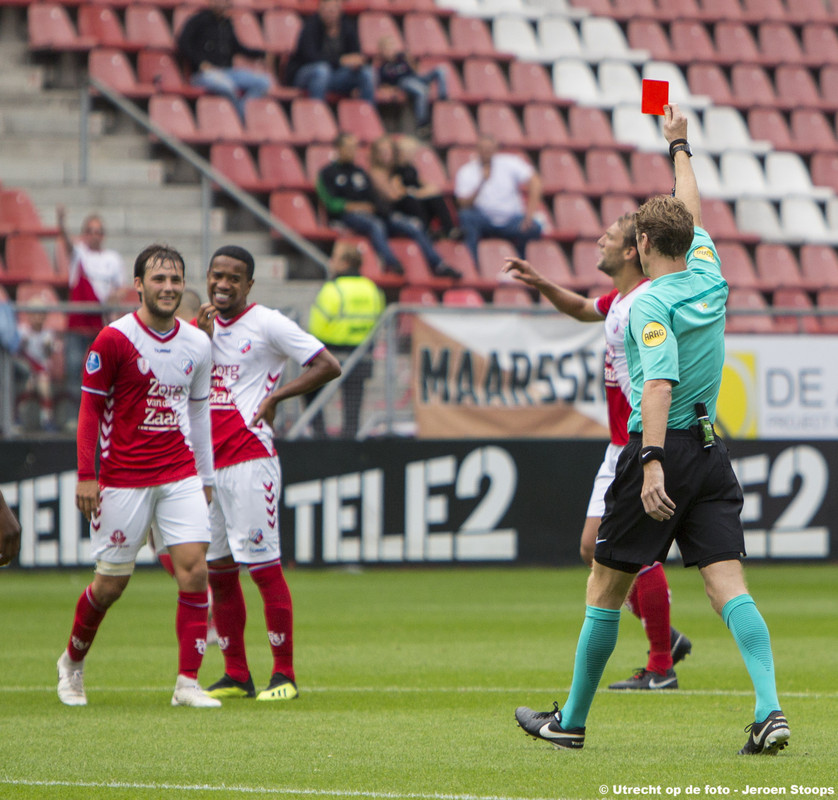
top-left (209, 304), bottom-right (325, 469)
top-left (80, 312), bottom-right (213, 488)
top-left (595, 280), bottom-right (650, 446)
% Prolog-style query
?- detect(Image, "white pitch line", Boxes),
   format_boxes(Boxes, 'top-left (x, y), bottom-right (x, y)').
top-left (0, 778), bottom-right (572, 800)
top-left (2, 685), bottom-right (837, 699)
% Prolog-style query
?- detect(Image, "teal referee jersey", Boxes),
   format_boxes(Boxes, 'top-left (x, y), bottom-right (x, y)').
top-left (625, 227), bottom-right (728, 433)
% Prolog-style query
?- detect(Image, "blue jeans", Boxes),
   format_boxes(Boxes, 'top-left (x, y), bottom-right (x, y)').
top-left (397, 67), bottom-right (447, 127)
top-left (340, 212), bottom-right (443, 270)
top-left (458, 208), bottom-right (543, 265)
top-left (190, 67), bottom-right (271, 119)
top-left (293, 62), bottom-right (376, 104)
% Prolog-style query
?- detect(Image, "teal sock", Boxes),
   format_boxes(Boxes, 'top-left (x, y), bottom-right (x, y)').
top-left (722, 594), bottom-right (780, 722)
top-left (560, 606), bottom-right (621, 730)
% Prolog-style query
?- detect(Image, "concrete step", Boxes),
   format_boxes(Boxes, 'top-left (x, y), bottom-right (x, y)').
top-left (25, 184), bottom-right (204, 209)
top-left (0, 157), bottom-right (165, 185)
top-left (0, 106), bottom-right (106, 137)
top-left (0, 65), bottom-right (45, 93)
top-left (2, 134), bottom-right (151, 161)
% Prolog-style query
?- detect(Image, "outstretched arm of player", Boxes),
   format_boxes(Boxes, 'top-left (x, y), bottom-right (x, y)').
top-left (251, 348), bottom-right (342, 428)
top-left (502, 257), bottom-right (602, 321)
top-left (76, 389), bottom-right (106, 521)
top-left (663, 104), bottom-right (702, 229)
top-left (0, 490), bottom-right (21, 567)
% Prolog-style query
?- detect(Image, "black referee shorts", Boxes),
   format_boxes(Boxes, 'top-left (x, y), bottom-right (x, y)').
top-left (594, 429), bottom-right (746, 572)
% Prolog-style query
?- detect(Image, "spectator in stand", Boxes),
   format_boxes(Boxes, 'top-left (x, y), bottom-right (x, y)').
top-left (369, 135), bottom-right (459, 241)
top-left (16, 298), bottom-right (57, 432)
top-left (286, 0), bottom-right (375, 104)
top-left (454, 134), bottom-right (543, 268)
top-left (177, 0), bottom-right (272, 121)
top-left (376, 36), bottom-right (447, 138)
top-left (316, 132), bottom-right (461, 279)
top-left (58, 206), bottom-right (126, 406)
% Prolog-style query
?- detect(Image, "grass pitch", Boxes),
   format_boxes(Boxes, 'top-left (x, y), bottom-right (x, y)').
top-left (1, 564), bottom-right (836, 800)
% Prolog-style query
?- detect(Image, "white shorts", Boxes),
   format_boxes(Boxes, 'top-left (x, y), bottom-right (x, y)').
top-left (91, 476), bottom-right (210, 564)
top-left (585, 442), bottom-right (624, 519)
top-left (207, 457), bottom-right (282, 565)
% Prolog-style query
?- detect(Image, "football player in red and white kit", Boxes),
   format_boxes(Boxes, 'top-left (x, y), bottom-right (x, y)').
top-left (503, 213), bottom-right (692, 690)
top-left (57, 244), bottom-right (221, 708)
top-left (195, 245), bottom-right (340, 702)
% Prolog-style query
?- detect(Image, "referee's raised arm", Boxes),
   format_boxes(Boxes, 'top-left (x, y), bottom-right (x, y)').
top-left (663, 104), bottom-right (702, 229)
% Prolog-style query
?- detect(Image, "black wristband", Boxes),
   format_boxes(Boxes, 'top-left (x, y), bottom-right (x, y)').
top-left (639, 446), bottom-right (665, 466)
top-left (669, 139), bottom-right (691, 161)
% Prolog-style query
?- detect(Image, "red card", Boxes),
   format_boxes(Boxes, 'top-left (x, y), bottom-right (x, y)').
top-left (641, 79), bottom-right (669, 115)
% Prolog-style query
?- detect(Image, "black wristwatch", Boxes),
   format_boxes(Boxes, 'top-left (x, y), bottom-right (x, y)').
top-left (669, 138), bottom-right (692, 162)
top-left (639, 446), bottom-right (665, 466)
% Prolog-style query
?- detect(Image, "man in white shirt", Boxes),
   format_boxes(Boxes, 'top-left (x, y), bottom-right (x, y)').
top-left (454, 134), bottom-right (543, 270)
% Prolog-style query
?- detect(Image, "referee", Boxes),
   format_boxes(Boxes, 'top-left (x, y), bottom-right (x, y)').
top-left (515, 104), bottom-right (788, 756)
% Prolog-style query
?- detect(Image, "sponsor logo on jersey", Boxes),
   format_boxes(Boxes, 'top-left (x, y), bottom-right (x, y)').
top-left (238, 338), bottom-right (252, 354)
top-left (110, 530), bottom-right (127, 547)
top-left (137, 357), bottom-right (150, 374)
top-left (85, 351), bottom-right (101, 374)
top-left (692, 246), bottom-right (717, 264)
top-left (642, 322), bottom-right (667, 347)
top-left (181, 358), bottom-right (194, 376)
top-left (154, 347), bottom-right (171, 354)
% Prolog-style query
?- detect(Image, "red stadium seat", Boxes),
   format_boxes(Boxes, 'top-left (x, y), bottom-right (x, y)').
top-left (357, 11), bottom-right (403, 57)
top-left (2, 235), bottom-right (66, 288)
top-left (196, 96), bottom-right (249, 142)
top-left (800, 245), bottom-right (838, 290)
top-left (0, 189), bottom-right (58, 236)
top-left (509, 62), bottom-right (563, 106)
top-left (305, 143), bottom-right (336, 185)
top-left (291, 98), bottom-right (338, 144)
top-left (258, 143), bottom-right (310, 191)
top-left (817, 289), bottom-right (838, 333)
top-left (802, 23), bottom-right (838, 65)
top-left (714, 242), bottom-right (761, 289)
top-left (475, 239), bottom-right (517, 286)
top-left (210, 143), bottom-right (274, 193)
top-left (731, 64), bottom-right (778, 109)
top-left (137, 51), bottom-right (202, 98)
top-left (714, 21), bottom-right (763, 66)
top-left (610, 0), bottom-right (656, 19)
top-left (670, 20), bottom-right (719, 65)
top-left (687, 63), bottom-right (735, 107)
top-left (568, 107), bottom-right (625, 151)
top-left (88, 49), bottom-right (155, 98)
top-left (403, 12), bottom-right (450, 58)
top-left (433, 240), bottom-right (483, 287)
top-left (630, 151), bottom-right (674, 198)
top-left (78, 5), bottom-right (138, 51)
top-left (701, 198), bottom-right (759, 245)
top-left (742, 0), bottom-right (788, 23)
top-left (462, 59), bottom-right (511, 104)
top-left (554, 194), bottom-right (602, 240)
top-left (449, 16), bottom-right (505, 60)
top-left (754, 243), bottom-right (802, 290)
top-left (28, 4), bottom-right (96, 52)
top-left (627, 19), bottom-right (674, 61)
top-left (149, 94), bottom-right (203, 144)
top-left (398, 285), bottom-right (438, 306)
top-left (585, 149), bottom-right (633, 197)
top-left (492, 284), bottom-right (534, 307)
top-left (758, 21), bottom-right (807, 66)
top-left (786, 0), bottom-right (830, 24)
top-left (525, 239), bottom-right (579, 290)
top-left (476, 103), bottom-right (526, 149)
top-left (269, 191), bottom-right (338, 242)
top-left (790, 109), bottom-right (838, 154)
top-left (388, 239), bottom-right (436, 287)
top-left (725, 289), bottom-right (774, 334)
top-left (245, 98), bottom-right (297, 144)
top-left (263, 8), bottom-right (302, 55)
top-left (410, 145), bottom-right (449, 193)
top-left (125, 5), bottom-right (174, 50)
top-left (539, 148), bottom-right (588, 196)
top-left (230, 10), bottom-right (267, 52)
top-left (773, 288), bottom-right (820, 334)
top-left (600, 195), bottom-right (638, 225)
top-left (775, 64), bottom-right (825, 111)
top-left (698, 0), bottom-right (744, 20)
top-left (337, 99), bottom-right (385, 143)
top-left (442, 287), bottom-right (485, 307)
top-left (570, 240), bottom-right (606, 291)
top-left (431, 101), bottom-right (477, 149)
top-left (523, 104), bottom-right (572, 150)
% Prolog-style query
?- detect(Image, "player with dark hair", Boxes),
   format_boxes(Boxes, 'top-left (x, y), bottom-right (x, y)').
top-left (57, 244), bottom-right (220, 708)
top-left (514, 105), bottom-right (788, 755)
top-left (504, 213), bottom-right (691, 691)
top-left (196, 245), bottom-right (340, 702)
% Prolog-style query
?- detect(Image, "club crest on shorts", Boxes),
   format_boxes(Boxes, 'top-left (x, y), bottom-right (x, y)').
top-left (136, 357), bottom-right (150, 374)
top-left (109, 530), bottom-right (127, 547)
top-left (85, 351), bottom-right (102, 374)
top-left (249, 528), bottom-right (264, 545)
top-left (181, 358), bottom-right (194, 375)
top-left (238, 338), bottom-right (252, 354)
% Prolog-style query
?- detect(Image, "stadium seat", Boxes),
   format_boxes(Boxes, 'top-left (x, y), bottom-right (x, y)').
top-left (802, 23), bottom-right (838, 65)
top-left (357, 11), bottom-right (403, 57)
top-left (398, 285), bottom-right (438, 307)
top-left (730, 63), bottom-right (778, 109)
top-left (817, 289), bottom-right (838, 333)
top-left (810, 152), bottom-right (838, 194)
top-left (754, 243), bottom-right (802, 291)
top-left (337, 99), bottom-right (385, 143)
top-left (305, 143), bottom-right (336, 185)
top-left (719, 151), bottom-right (769, 199)
top-left (523, 104), bottom-right (571, 150)
top-left (417, 57), bottom-right (462, 103)
top-left (2, 234), bottom-right (66, 288)
top-left (245, 98), bottom-right (297, 144)
top-left (775, 64), bottom-right (825, 110)
top-left (230, 10), bottom-right (267, 51)
top-left (493, 284), bottom-right (533, 307)
top-left (670, 20), bottom-right (719, 64)
top-left (704, 107), bottom-right (767, 155)
top-left (508, 61), bottom-right (565, 106)
top-left (449, 16), bottom-right (504, 60)
top-left (687, 63), bottom-right (735, 107)
top-left (765, 152), bottom-right (830, 200)
top-left (125, 5), bottom-right (174, 50)
top-left (554, 194), bottom-right (602, 240)
top-left (88, 49), bottom-right (155, 98)
top-left (780, 197), bottom-right (838, 245)
top-left (476, 103), bottom-right (526, 149)
top-left (579, 16), bottom-right (647, 62)
top-left (28, 4), bottom-right (96, 52)
top-left (263, 8), bottom-right (302, 56)
top-left (258, 143), bottom-right (310, 191)
top-left (800, 245), bottom-right (838, 290)
top-left (269, 191), bottom-right (338, 242)
top-left (787, 0), bottom-right (830, 24)
top-left (698, 0), bottom-right (744, 20)
top-left (725, 289), bottom-right (775, 334)
top-left (78, 5), bottom-right (138, 51)
top-left (570, 240), bottom-right (606, 291)
top-left (597, 60), bottom-right (644, 108)
top-left (172, 5), bottom-right (201, 38)
top-left (492, 14), bottom-right (539, 61)
top-left (610, 0), bottom-right (656, 20)
top-left (819, 66), bottom-right (838, 113)
top-left (539, 148), bottom-right (588, 197)
top-left (536, 16), bottom-right (583, 62)
top-left (713, 22), bottom-right (763, 66)
top-left (137, 51), bottom-right (202, 98)
top-left (475, 239), bottom-right (517, 286)
top-left (611, 105), bottom-right (667, 153)
top-left (701, 198), bottom-right (759, 245)
top-left (600, 194), bottom-right (638, 225)
top-left (431, 101), bottom-right (477, 149)
top-left (149, 94), bottom-right (204, 144)
top-left (524, 239), bottom-right (578, 289)
top-left (736, 198), bottom-right (783, 243)
top-left (629, 151), bottom-right (674, 198)
top-left (0, 189), bottom-right (58, 236)
top-left (790, 108), bottom-right (838, 154)
top-left (687, 153), bottom-right (725, 198)
top-left (627, 19), bottom-right (674, 61)
top-left (210, 143), bottom-right (273, 193)
top-left (553, 58), bottom-right (603, 106)
top-left (741, 0), bottom-right (787, 22)
top-left (568, 107), bottom-right (627, 151)
top-left (433, 240), bottom-right (483, 287)
top-left (714, 242), bottom-right (761, 289)
top-left (403, 12), bottom-right (450, 58)
top-left (747, 107), bottom-right (795, 153)
top-left (388, 239), bottom-right (438, 287)
top-left (772, 288), bottom-right (820, 335)
top-left (644, 61), bottom-right (709, 109)
top-left (410, 145), bottom-right (450, 194)
top-left (758, 22), bottom-right (807, 66)
top-left (291, 98), bottom-right (339, 144)
top-left (652, 0), bottom-right (703, 23)
top-left (585, 149), bottom-right (634, 198)
top-left (350, 235), bottom-right (404, 290)
top-left (196, 96), bottom-right (249, 142)
top-left (442, 287), bottom-right (485, 307)
top-left (462, 58), bottom-right (512, 104)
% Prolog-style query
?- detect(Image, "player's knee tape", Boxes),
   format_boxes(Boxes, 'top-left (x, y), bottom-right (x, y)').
top-left (95, 559), bottom-right (136, 577)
